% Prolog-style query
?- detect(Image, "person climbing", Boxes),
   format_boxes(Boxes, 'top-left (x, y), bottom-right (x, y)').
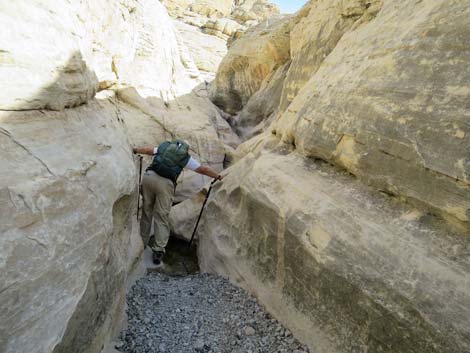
top-left (133, 140), bottom-right (223, 265)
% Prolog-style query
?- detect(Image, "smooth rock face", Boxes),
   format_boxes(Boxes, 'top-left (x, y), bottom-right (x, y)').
top-left (0, 0), bottom-right (200, 111)
top-left (0, 98), bottom-right (138, 353)
top-left (174, 21), bottom-right (228, 75)
top-left (199, 149), bottom-right (470, 353)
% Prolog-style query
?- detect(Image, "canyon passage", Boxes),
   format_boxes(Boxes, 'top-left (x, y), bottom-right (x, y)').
top-left (0, 1), bottom-right (469, 353)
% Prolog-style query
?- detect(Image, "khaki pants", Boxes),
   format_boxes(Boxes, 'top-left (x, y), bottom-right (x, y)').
top-left (140, 171), bottom-right (174, 253)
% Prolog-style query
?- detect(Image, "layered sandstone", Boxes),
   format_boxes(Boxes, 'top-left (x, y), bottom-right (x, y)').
top-left (211, 0), bottom-right (470, 224)
top-left (199, 146), bottom-right (470, 353)
top-left (194, 0), bottom-right (470, 352)
top-left (162, 0), bottom-right (281, 69)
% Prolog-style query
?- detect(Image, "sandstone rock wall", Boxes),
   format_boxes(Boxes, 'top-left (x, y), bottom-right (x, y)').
top-left (199, 147), bottom-right (470, 352)
top-left (211, 0), bottom-right (470, 225)
top-left (0, 95), bottom-right (138, 353)
top-left (162, 0), bottom-right (281, 57)
top-left (199, 0), bottom-right (470, 352)
top-left (0, 0), bottom-right (238, 352)
top-left (0, 0), bottom-right (198, 110)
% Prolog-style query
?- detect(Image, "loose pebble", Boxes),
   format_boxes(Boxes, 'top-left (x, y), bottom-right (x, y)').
top-left (118, 272), bottom-right (310, 352)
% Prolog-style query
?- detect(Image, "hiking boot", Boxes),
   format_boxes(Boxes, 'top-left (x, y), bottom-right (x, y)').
top-left (152, 251), bottom-right (164, 265)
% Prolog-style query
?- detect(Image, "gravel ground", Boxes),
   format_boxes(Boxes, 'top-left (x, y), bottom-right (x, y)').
top-left (117, 272), bottom-right (310, 353)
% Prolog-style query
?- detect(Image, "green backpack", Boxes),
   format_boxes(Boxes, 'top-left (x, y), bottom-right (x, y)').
top-left (147, 140), bottom-right (190, 183)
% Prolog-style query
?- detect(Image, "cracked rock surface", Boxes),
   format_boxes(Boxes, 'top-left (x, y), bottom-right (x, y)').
top-left (117, 272), bottom-right (309, 353)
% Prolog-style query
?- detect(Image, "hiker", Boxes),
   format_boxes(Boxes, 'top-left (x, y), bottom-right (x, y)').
top-left (133, 140), bottom-right (223, 265)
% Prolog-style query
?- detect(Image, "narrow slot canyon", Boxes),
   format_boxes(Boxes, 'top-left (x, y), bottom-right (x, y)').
top-left (1, 1), bottom-right (469, 353)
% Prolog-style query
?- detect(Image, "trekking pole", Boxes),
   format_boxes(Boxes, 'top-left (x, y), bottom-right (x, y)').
top-left (137, 155), bottom-right (143, 219)
top-left (188, 179), bottom-right (218, 249)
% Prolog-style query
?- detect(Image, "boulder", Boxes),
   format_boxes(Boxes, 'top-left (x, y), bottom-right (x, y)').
top-left (202, 18), bottom-right (245, 40)
top-left (210, 16), bottom-right (293, 114)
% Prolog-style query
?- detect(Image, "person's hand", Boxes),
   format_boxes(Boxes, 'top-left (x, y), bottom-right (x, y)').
top-left (216, 173), bottom-right (225, 181)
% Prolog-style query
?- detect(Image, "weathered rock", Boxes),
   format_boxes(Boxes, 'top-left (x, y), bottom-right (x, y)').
top-left (0, 96), bottom-right (139, 353)
top-left (276, 0), bottom-right (382, 112)
top-left (174, 21), bottom-right (228, 74)
top-left (204, 0), bottom-right (470, 352)
top-left (199, 147), bottom-right (470, 353)
top-left (0, 0), bottom-right (200, 110)
top-left (190, 0), bottom-right (233, 18)
top-left (212, 0), bottom-right (470, 223)
top-left (116, 86), bottom-right (239, 202)
top-left (232, 0), bottom-right (280, 24)
top-left (210, 16), bottom-right (293, 114)
top-left (160, 0), bottom-right (193, 16)
top-left (169, 184), bottom-right (211, 241)
top-left (273, 0), bottom-right (470, 223)
top-left (0, 0), bottom-right (235, 352)
top-left (202, 18), bottom-right (245, 40)
top-left (235, 62), bottom-right (290, 139)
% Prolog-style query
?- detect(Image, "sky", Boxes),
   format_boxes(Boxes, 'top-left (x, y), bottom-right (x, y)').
top-left (273, 0), bottom-right (307, 14)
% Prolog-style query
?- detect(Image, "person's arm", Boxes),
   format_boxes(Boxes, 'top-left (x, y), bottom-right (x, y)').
top-left (194, 166), bottom-right (224, 180)
top-left (133, 146), bottom-right (155, 155)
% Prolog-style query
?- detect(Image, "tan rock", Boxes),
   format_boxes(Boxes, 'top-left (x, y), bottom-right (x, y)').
top-left (190, 0), bottom-right (233, 18)
top-left (174, 20), bottom-right (228, 74)
top-left (0, 1), bottom-right (236, 352)
top-left (0, 96), bottom-right (140, 353)
top-left (0, 0), bottom-right (200, 111)
top-left (198, 148), bottom-right (470, 353)
top-left (170, 187), bottom-right (209, 241)
top-left (210, 16), bottom-right (293, 114)
top-left (273, 0), bottom-right (470, 223)
top-left (232, 0), bottom-right (280, 24)
top-left (116, 86), bottom-right (239, 202)
top-left (203, 0), bottom-right (470, 352)
top-left (235, 61), bottom-right (290, 139)
top-left (202, 18), bottom-right (245, 40)
top-left (160, 0), bottom-right (193, 16)
top-left (212, 0), bottom-right (470, 224)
